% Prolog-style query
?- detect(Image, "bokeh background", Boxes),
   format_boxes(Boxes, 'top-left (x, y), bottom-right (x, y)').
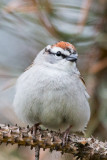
top-left (0, 0), bottom-right (107, 160)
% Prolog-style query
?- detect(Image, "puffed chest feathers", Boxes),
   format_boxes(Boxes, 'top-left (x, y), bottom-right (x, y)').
top-left (15, 65), bottom-right (84, 106)
top-left (14, 65), bottom-right (90, 131)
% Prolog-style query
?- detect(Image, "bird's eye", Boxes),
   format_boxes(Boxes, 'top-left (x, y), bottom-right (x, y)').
top-left (56, 51), bottom-right (61, 56)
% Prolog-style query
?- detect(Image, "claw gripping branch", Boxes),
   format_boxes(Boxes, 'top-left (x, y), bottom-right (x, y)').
top-left (0, 124), bottom-right (107, 160)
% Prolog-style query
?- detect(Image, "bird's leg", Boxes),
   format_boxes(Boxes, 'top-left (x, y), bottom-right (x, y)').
top-left (28, 123), bottom-right (41, 136)
top-left (33, 123), bottom-right (41, 135)
top-left (62, 125), bottom-right (72, 146)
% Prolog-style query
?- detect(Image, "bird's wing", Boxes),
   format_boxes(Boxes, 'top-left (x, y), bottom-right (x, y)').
top-left (79, 75), bottom-right (86, 87)
top-left (79, 74), bottom-right (90, 99)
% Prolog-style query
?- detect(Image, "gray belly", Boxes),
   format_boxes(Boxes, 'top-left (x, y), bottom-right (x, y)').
top-left (25, 86), bottom-right (90, 132)
top-left (14, 68), bottom-right (90, 132)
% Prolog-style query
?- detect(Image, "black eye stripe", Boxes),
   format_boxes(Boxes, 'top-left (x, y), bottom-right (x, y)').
top-left (48, 50), bottom-right (54, 55)
top-left (47, 49), bottom-right (78, 59)
top-left (46, 48), bottom-right (77, 55)
top-left (61, 54), bottom-right (66, 58)
top-left (48, 50), bottom-right (67, 58)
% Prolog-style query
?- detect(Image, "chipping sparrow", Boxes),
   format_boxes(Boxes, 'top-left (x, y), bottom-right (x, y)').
top-left (13, 41), bottom-right (90, 138)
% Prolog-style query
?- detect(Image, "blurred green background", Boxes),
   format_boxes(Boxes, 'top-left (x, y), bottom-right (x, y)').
top-left (0, 0), bottom-right (107, 160)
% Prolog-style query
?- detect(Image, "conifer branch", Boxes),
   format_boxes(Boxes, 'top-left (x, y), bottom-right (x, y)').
top-left (0, 124), bottom-right (107, 160)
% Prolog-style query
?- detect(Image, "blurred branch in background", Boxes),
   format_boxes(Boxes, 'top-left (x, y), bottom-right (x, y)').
top-left (78, 0), bottom-right (93, 33)
top-left (89, 58), bottom-right (107, 74)
top-left (0, 0), bottom-right (107, 160)
top-left (5, 0), bottom-right (37, 13)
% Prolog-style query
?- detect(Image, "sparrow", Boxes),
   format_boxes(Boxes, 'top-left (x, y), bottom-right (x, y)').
top-left (13, 41), bottom-right (90, 142)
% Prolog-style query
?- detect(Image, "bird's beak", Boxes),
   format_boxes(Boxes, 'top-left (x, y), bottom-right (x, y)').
top-left (66, 53), bottom-right (78, 62)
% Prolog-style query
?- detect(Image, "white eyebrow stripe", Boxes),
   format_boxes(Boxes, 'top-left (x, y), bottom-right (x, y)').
top-left (46, 45), bottom-right (51, 50)
top-left (50, 47), bottom-right (63, 53)
top-left (63, 50), bottom-right (71, 56)
top-left (50, 47), bottom-right (70, 56)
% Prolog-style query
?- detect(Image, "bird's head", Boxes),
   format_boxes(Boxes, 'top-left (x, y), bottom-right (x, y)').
top-left (35, 41), bottom-right (78, 71)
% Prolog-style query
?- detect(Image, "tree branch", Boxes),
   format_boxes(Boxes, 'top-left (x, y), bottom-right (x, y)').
top-left (0, 124), bottom-right (107, 160)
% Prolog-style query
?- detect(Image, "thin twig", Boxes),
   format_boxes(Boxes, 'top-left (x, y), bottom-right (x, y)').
top-left (33, 0), bottom-right (60, 39)
top-left (35, 146), bottom-right (40, 160)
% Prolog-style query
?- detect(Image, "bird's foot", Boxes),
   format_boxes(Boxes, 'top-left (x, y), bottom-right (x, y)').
top-left (62, 125), bottom-right (72, 146)
top-left (28, 123), bottom-right (41, 136)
